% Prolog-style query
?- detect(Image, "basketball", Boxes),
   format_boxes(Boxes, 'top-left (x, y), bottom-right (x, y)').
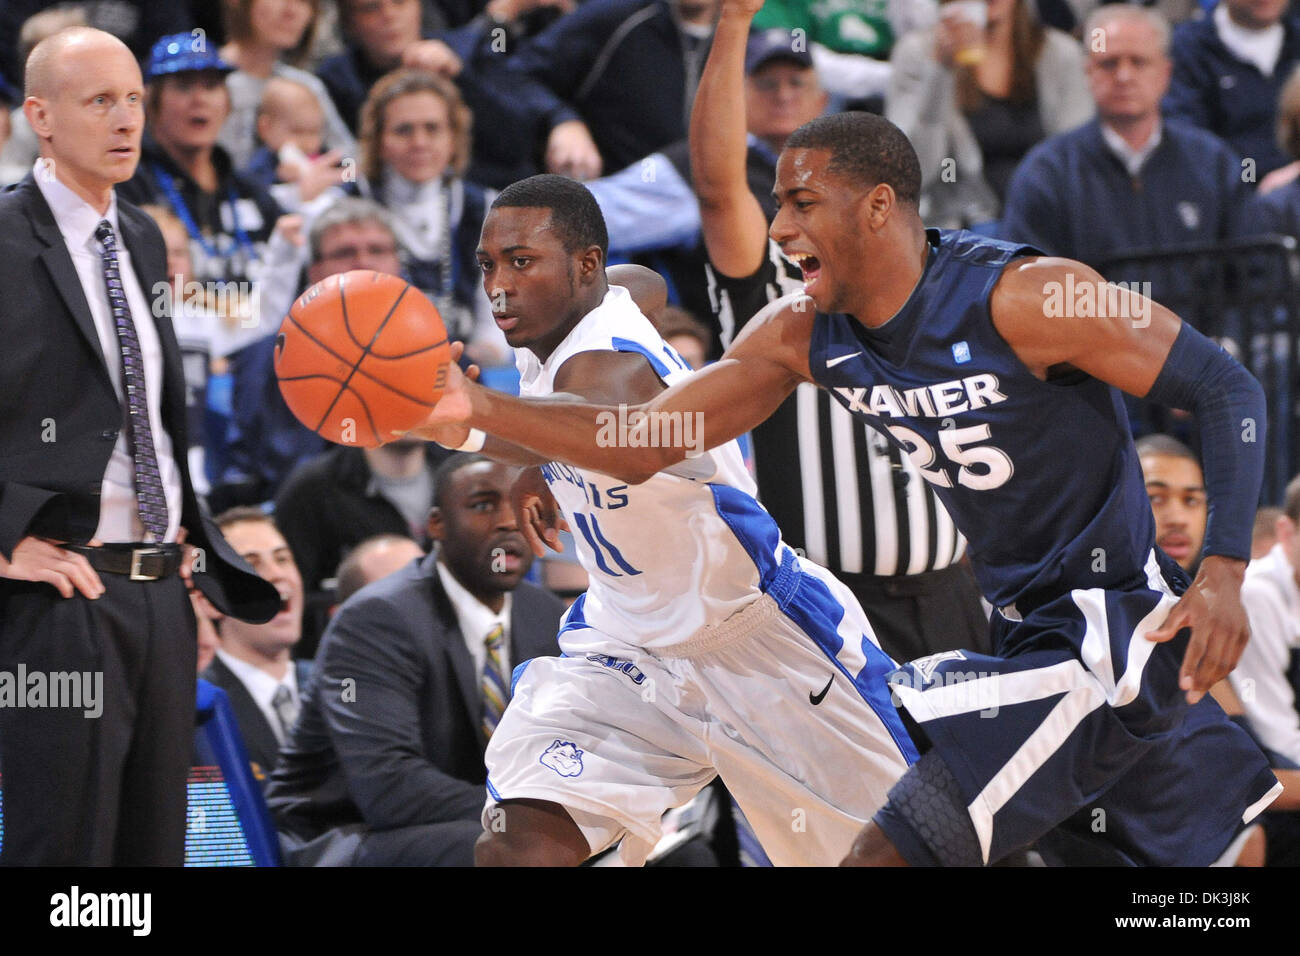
top-left (274, 270), bottom-right (451, 448)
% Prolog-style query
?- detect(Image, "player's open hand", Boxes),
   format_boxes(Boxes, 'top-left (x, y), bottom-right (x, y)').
top-left (1146, 555), bottom-right (1250, 704)
top-left (394, 340), bottom-right (479, 444)
top-left (0, 536), bottom-right (104, 600)
top-left (511, 467), bottom-right (569, 557)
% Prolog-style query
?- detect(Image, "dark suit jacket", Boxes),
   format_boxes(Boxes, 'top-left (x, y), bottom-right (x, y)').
top-left (200, 656), bottom-right (314, 782)
top-left (0, 174), bottom-right (278, 622)
top-left (265, 551), bottom-right (564, 842)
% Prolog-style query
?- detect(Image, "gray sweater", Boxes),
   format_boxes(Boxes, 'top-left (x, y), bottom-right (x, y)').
top-left (886, 26), bottom-right (1094, 228)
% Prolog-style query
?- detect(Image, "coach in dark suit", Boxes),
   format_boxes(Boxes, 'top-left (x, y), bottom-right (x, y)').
top-left (0, 29), bottom-right (277, 866)
top-left (266, 455), bottom-right (565, 866)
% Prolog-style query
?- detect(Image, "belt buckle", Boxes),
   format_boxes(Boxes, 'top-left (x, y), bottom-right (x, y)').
top-left (129, 547), bottom-right (163, 581)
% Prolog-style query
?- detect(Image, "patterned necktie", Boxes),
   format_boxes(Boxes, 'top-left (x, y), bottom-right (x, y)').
top-left (481, 624), bottom-right (509, 740)
top-left (271, 684), bottom-right (298, 741)
top-left (94, 220), bottom-right (169, 543)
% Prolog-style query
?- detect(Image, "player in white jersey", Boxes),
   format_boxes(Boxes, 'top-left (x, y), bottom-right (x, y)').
top-left (427, 175), bottom-right (915, 866)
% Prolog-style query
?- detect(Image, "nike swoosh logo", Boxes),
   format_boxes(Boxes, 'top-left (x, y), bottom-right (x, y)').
top-left (825, 352), bottom-right (862, 368)
top-left (809, 675), bottom-right (834, 705)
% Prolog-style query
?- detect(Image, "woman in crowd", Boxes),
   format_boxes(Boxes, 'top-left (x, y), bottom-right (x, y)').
top-left (887, 0), bottom-right (1092, 228)
top-left (352, 68), bottom-right (504, 363)
top-left (218, 0), bottom-right (356, 172)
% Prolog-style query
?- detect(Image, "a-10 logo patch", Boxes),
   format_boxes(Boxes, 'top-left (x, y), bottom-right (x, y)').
top-left (586, 653), bottom-right (647, 685)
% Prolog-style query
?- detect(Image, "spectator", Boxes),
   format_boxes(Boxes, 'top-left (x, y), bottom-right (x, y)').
top-left (887, 0), bottom-right (1092, 227)
top-left (585, 27), bottom-right (828, 336)
top-left (1136, 433), bottom-right (1206, 574)
top-left (1247, 64), bottom-right (1300, 234)
top-left (1000, 4), bottom-right (1251, 265)
top-left (0, 5), bottom-right (89, 176)
top-left (118, 34), bottom-right (283, 285)
top-left (139, 204), bottom-right (265, 496)
top-left (201, 507), bottom-right (312, 783)
top-left (243, 76), bottom-right (349, 212)
top-left (352, 68), bottom-right (503, 359)
top-left (317, 0), bottom-right (566, 187)
top-left (749, 0), bottom-right (939, 103)
top-left (265, 455), bottom-right (566, 866)
top-left (507, 0), bottom-right (722, 180)
top-left (334, 533), bottom-right (426, 604)
top-left (1232, 474), bottom-right (1300, 768)
top-left (1255, 505), bottom-right (1285, 558)
top-left (1165, 0), bottom-right (1300, 180)
top-left (216, 0), bottom-right (357, 171)
top-left (0, 76), bottom-right (24, 185)
top-left (273, 437), bottom-right (450, 600)
top-left (219, 196), bottom-right (404, 506)
top-left (650, 304), bottom-right (711, 370)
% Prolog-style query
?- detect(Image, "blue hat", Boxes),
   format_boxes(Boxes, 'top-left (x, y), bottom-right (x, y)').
top-left (145, 33), bottom-right (235, 80)
top-left (745, 29), bottom-right (814, 76)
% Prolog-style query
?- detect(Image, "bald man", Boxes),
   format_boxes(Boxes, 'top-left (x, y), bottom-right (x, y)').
top-left (0, 27), bottom-right (278, 866)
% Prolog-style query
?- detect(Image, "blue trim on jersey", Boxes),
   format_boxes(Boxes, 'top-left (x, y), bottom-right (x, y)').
top-left (709, 484), bottom-right (919, 763)
top-left (556, 593), bottom-right (589, 640)
top-left (486, 777), bottom-right (502, 802)
top-left (611, 336), bottom-right (672, 377)
top-left (510, 659), bottom-right (532, 697)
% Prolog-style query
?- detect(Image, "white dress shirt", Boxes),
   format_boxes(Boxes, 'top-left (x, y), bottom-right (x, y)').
top-left (34, 161), bottom-right (183, 543)
top-left (1233, 543), bottom-right (1300, 765)
top-left (215, 647), bottom-right (300, 745)
top-left (437, 561), bottom-right (512, 680)
top-left (1101, 120), bottom-right (1163, 178)
top-left (1216, 2), bottom-right (1285, 77)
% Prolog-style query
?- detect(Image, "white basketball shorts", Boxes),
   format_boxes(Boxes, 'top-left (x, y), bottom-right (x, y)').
top-left (481, 551), bottom-right (918, 866)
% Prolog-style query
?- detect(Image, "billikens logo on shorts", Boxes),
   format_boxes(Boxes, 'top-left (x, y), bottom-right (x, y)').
top-left (539, 739), bottom-right (584, 777)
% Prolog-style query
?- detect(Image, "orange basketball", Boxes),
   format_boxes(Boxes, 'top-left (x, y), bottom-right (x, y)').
top-left (275, 271), bottom-right (451, 448)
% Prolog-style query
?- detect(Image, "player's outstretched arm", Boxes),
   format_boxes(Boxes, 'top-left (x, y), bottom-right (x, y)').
top-left (991, 258), bottom-right (1267, 703)
top-left (413, 296), bottom-right (813, 483)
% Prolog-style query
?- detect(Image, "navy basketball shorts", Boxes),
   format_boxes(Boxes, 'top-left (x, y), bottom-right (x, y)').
top-left (888, 549), bottom-right (1281, 865)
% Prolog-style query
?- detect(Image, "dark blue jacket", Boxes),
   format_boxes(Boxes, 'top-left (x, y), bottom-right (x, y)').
top-left (1164, 13), bottom-right (1300, 178)
top-left (316, 27), bottom-right (570, 188)
top-left (507, 0), bottom-right (710, 173)
top-left (999, 119), bottom-right (1253, 266)
top-left (1248, 177), bottom-right (1300, 237)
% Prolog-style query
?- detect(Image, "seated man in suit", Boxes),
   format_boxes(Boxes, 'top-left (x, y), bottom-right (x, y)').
top-left (265, 454), bottom-right (566, 865)
top-left (200, 507), bottom-right (310, 784)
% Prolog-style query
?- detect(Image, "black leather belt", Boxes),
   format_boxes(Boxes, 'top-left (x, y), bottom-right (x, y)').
top-left (66, 543), bottom-right (182, 581)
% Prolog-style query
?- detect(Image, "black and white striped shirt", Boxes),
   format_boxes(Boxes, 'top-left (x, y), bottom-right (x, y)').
top-left (706, 241), bottom-right (966, 577)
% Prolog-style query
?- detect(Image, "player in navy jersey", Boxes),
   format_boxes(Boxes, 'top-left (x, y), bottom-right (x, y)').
top-left (416, 111), bottom-right (1281, 866)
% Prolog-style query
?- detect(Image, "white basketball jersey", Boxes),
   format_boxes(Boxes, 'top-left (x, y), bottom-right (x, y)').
top-left (517, 285), bottom-right (772, 651)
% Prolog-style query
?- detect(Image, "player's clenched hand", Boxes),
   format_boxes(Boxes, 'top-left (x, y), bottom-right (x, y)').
top-left (511, 467), bottom-right (568, 557)
top-left (1147, 555), bottom-right (1250, 704)
top-left (395, 340), bottom-right (478, 443)
top-left (0, 536), bottom-right (105, 600)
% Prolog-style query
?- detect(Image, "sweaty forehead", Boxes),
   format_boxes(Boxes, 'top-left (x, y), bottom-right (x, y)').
top-left (775, 147), bottom-right (834, 193)
top-left (446, 461), bottom-right (509, 498)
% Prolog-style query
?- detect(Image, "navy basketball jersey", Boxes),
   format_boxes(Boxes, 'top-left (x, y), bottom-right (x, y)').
top-left (809, 229), bottom-right (1157, 609)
